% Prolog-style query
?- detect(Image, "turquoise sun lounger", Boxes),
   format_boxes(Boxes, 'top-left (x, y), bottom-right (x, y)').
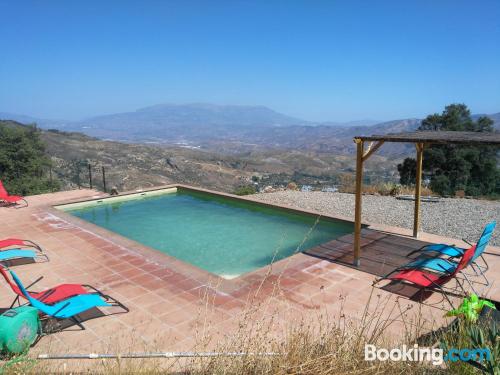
top-left (408, 221), bottom-right (496, 260)
top-left (400, 221), bottom-right (496, 294)
top-left (0, 249), bottom-right (37, 262)
top-left (405, 221), bottom-right (495, 274)
top-left (9, 270), bottom-right (128, 331)
top-left (10, 270), bottom-right (111, 319)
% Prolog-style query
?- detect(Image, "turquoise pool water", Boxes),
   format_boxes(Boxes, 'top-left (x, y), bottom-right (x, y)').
top-left (65, 190), bottom-right (353, 278)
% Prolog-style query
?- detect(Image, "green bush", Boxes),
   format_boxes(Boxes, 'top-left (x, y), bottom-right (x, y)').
top-left (430, 175), bottom-right (452, 196)
top-left (0, 121), bottom-right (60, 195)
top-left (233, 185), bottom-right (256, 196)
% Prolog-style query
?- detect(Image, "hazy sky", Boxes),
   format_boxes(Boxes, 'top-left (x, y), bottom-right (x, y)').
top-left (1, 0), bottom-right (499, 122)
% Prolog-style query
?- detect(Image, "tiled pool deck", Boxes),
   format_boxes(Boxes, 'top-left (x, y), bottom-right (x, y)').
top-left (0, 187), bottom-right (499, 366)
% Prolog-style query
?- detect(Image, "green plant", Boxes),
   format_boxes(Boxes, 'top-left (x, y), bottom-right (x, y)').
top-left (446, 294), bottom-right (496, 322)
top-left (233, 185), bottom-right (257, 196)
top-left (0, 120), bottom-right (60, 195)
top-left (465, 322), bottom-right (499, 375)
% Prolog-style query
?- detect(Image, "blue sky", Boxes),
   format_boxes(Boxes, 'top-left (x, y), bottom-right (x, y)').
top-left (1, 0), bottom-right (499, 122)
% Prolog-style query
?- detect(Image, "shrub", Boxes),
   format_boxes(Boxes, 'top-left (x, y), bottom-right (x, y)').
top-left (0, 121), bottom-right (60, 195)
top-left (430, 175), bottom-right (452, 196)
top-left (234, 185), bottom-right (257, 196)
top-left (350, 183), bottom-right (435, 197)
top-left (436, 316), bottom-right (499, 375)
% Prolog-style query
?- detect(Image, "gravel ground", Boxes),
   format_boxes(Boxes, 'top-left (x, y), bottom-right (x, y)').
top-left (250, 191), bottom-right (500, 247)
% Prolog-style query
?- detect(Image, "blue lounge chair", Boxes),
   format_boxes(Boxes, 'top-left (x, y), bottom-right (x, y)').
top-left (402, 221), bottom-right (496, 290)
top-left (407, 221), bottom-right (495, 260)
top-left (10, 270), bottom-right (128, 330)
top-left (0, 249), bottom-right (48, 264)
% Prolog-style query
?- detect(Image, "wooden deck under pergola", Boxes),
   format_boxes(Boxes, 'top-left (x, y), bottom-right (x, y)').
top-left (352, 131), bottom-right (500, 266)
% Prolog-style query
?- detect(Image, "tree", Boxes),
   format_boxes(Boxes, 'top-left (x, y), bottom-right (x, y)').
top-left (397, 104), bottom-right (498, 197)
top-left (0, 120), bottom-right (59, 195)
top-left (397, 158), bottom-right (416, 186)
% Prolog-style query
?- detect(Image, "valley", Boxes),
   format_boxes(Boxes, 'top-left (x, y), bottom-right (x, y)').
top-left (41, 128), bottom-right (400, 193)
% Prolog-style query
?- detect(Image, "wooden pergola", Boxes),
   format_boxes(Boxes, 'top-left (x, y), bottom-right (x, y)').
top-left (352, 131), bottom-right (500, 266)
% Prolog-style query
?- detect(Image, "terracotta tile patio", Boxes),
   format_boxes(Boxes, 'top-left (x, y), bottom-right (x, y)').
top-left (0, 187), bottom-right (499, 367)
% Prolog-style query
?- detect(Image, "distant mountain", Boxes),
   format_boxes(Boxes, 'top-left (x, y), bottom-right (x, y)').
top-left (76, 103), bottom-right (309, 132)
top-left (136, 103), bottom-right (309, 126)
top-left (0, 112), bottom-right (69, 128)
top-left (239, 118), bottom-right (422, 155)
top-left (0, 112), bottom-right (39, 124)
top-left (56, 103), bottom-right (421, 153)
top-left (1, 104), bottom-right (498, 156)
top-left (351, 118), bottom-right (421, 135)
top-left (472, 112), bottom-right (500, 129)
top-left (321, 119), bottom-right (381, 127)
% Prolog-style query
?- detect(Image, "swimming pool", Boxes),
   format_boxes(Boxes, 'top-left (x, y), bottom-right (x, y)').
top-left (58, 187), bottom-right (353, 279)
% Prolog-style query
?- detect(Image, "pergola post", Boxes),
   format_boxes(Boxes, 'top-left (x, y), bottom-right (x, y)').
top-left (353, 139), bottom-right (364, 266)
top-left (413, 142), bottom-right (424, 237)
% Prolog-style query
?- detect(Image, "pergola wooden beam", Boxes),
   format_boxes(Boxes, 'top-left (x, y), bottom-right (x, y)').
top-left (362, 140), bottom-right (385, 162)
top-left (351, 130), bottom-right (500, 267)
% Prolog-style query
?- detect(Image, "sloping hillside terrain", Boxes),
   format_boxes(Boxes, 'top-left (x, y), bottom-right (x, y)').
top-left (41, 128), bottom-right (398, 192)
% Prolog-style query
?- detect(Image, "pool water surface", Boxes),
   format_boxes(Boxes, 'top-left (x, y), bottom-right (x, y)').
top-left (63, 189), bottom-right (353, 278)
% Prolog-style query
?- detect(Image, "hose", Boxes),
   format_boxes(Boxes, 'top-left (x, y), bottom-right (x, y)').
top-left (37, 351), bottom-right (280, 360)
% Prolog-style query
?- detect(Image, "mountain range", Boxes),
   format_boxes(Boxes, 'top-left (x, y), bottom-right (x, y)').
top-left (1, 104), bottom-right (499, 156)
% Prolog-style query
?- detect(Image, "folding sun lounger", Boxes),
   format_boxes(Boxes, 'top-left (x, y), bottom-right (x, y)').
top-left (0, 238), bottom-right (42, 251)
top-left (0, 180), bottom-right (27, 207)
top-left (9, 270), bottom-right (128, 330)
top-left (0, 249), bottom-right (44, 263)
top-left (373, 245), bottom-right (476, 308)
top-left (404, 221), bottom-right (496, 287)
top-left (0, 266), bottom-right (102, 307)
top-left (0, 240), bottom-right (48, 264)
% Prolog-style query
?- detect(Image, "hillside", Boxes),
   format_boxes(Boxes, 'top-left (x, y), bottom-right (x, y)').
top-left (36, 126), bottom-right (398, 193)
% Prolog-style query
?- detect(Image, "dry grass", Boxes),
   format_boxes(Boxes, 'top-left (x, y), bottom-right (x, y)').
top-left (339, 181), bottom-right (435, 197)
top-left (185, 296), bottom-right (443, 375)
top-left (2, 284), bottom-right (463, 374)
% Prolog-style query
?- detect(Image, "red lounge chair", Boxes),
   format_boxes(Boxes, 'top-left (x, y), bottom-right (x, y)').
top-left (10, 270), bottom-right (129, 332)
top-left (0, 180), bottom-right (28, 207)
top-left (373, 245), bottom-right (476, 307)
top-left (0, 238), bottom-right (42, 252)
top-left (0, 266), bottom-right (97, 307)
top-left (0, 238), bottom-right (48, 264)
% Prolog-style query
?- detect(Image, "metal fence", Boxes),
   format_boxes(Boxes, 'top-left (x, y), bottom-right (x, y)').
top-left (53, 160), bottom-right (109, 192)
top-left (86, 164), bottom-right (108, 192)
